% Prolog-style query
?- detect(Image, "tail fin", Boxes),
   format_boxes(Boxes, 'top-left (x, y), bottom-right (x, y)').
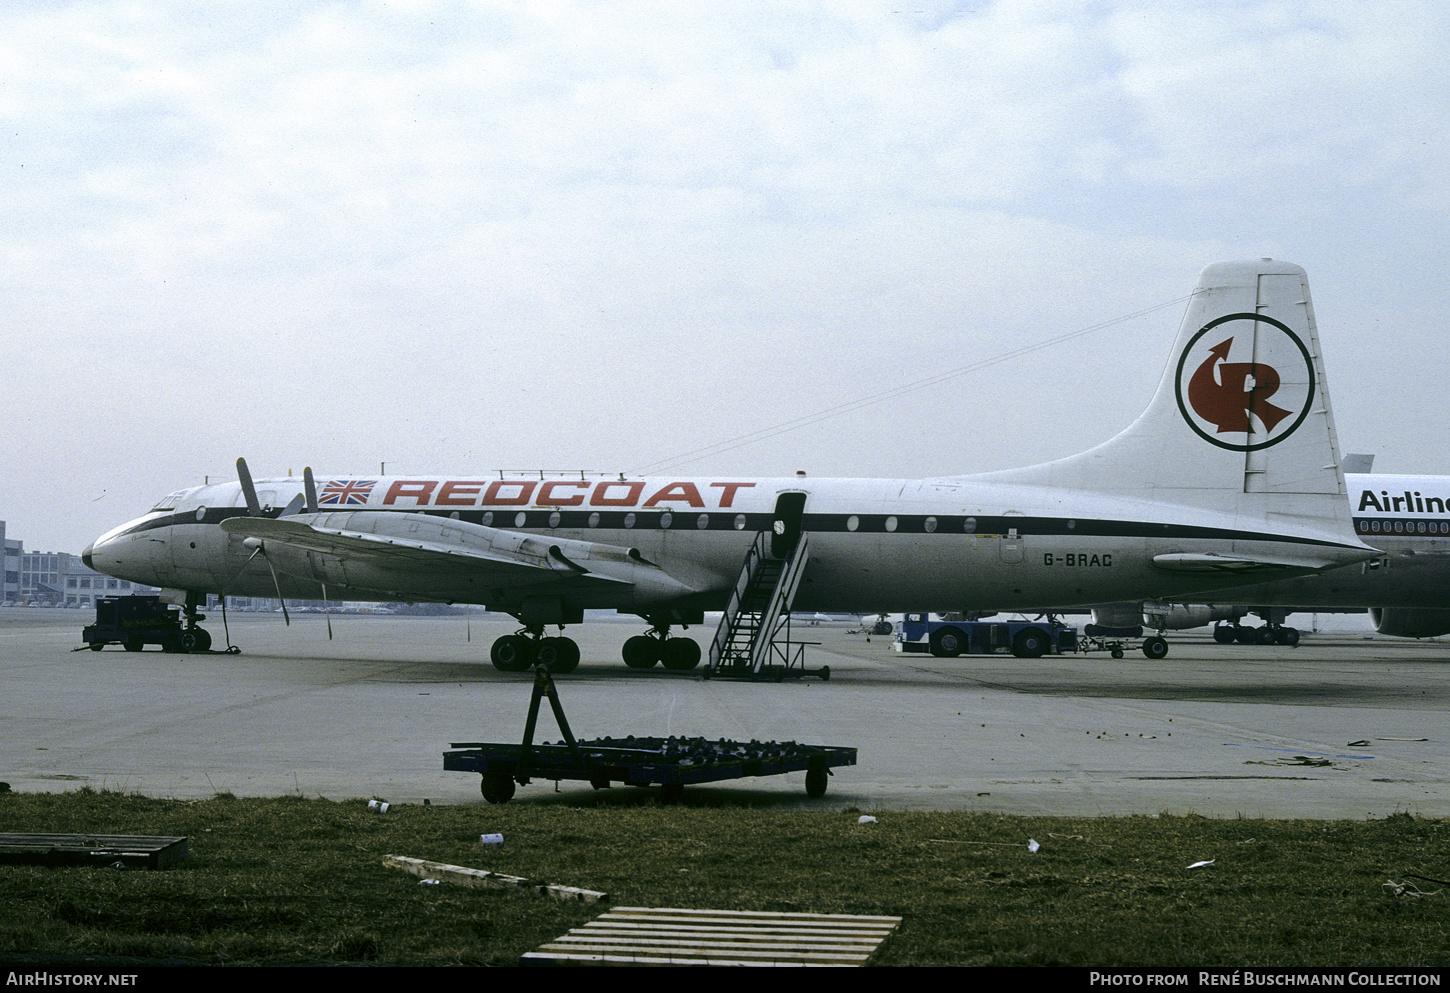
top-left (989, 260), bottom-right (1352, 533)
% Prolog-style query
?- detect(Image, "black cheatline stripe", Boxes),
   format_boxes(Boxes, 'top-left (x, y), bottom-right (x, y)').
top-left (135, 506), bottom-right (1360, 551)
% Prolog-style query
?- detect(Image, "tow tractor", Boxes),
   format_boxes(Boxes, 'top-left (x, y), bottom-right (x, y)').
top-left (894, 612), bottom-right (1079, 658)
top-left (893, 612), bottom-right (1170, 659)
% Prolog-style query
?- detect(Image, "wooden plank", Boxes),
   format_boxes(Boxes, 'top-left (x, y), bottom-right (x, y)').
top-left (0, 834), bottom-right (188, 870)
top-left (524, 906), bottom-right (901, 966)
top-left (382, 854), bottom-right (608, 903)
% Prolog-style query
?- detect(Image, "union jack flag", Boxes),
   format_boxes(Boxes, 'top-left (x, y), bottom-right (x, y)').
top-left (319, 480), bottom-right (377, 505)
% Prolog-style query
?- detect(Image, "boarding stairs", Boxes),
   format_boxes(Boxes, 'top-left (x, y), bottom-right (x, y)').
top-left (708, 531), bottom-right (826, 680)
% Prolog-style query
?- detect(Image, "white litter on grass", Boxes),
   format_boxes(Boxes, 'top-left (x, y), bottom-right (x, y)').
top-left (1384, 880), bottom-right (1442, 899)
top-left (1028, 839), bottom-right (1040, 853)
top-left (858, 815), bottom-right (877, 825)
top-left (1188, 860), bottom-right (1215, 870)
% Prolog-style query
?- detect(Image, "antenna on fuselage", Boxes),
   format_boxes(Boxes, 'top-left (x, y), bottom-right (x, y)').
top-left (304, 467), bottom-right (319, 513)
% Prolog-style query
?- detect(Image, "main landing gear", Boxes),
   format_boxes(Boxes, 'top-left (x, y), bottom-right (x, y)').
top-left (1212, 623), bottom-right (1300, 646)
top-left (621, 622), bottom-right (701, 671)
top-left (490, 627), bottom-right (581, 674)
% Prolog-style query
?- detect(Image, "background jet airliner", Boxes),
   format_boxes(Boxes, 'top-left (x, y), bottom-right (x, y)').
top-left (1134, 472), bottom-right (1450, 642)
top-left (84, 260), bottom-right (1374, 672)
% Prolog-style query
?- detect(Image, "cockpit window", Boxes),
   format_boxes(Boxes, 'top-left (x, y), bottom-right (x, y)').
top-left (150, 490), bottom-right (189, 513)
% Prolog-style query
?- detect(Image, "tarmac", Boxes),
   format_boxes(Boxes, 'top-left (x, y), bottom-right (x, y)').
top-left (2, 609), bottom-right (1447, 818)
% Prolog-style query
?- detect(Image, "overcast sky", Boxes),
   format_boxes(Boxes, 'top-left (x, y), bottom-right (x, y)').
top-left (4, 1), bottom-right (1447, 555)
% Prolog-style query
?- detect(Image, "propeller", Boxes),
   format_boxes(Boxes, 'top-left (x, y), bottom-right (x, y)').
top-left (235, 457), bottom-right (289, 624)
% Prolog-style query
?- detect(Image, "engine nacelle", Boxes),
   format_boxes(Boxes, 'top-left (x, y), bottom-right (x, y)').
top-left (1369, 607), bottom-right (1450, 639)
top-left (1143, 603), bottom-right (1249, 630)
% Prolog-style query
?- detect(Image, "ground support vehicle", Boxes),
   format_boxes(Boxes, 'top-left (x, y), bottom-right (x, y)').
top-left (445, 667), bottom-right (855, 803)
top-left (1078, 630), bottom-right (1171, 660)
top-left (894, 612), bottom-right (1079, 659)
top-left (79, 595), bottom-right (225, 653)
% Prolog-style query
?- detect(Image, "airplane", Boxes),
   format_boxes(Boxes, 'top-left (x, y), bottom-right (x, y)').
top-left (83, 259), bottom-right (1377, 671)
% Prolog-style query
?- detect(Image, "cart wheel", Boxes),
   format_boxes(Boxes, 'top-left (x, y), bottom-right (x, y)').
top-left (88, 642), bottom-right (105, 652)
top-left (805, 763), bottom-right (829, 798)
top-left (1111, 647), bottom-right (1124, 659)
top-left (481, 774), bottom-right (515, 804)
top-left (819, 665), bottom-right (830, 682)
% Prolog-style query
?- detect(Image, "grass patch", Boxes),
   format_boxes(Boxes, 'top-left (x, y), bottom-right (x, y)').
top-left (0, 790), bottom-right (1446, 965)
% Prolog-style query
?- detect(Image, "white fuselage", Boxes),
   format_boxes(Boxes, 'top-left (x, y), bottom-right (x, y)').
top-left (85, 470), bottom-right (1370, 615)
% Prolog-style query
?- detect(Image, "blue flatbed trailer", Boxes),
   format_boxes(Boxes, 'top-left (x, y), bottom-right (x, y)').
top-left (445, 667), bottom-right (855, 803)
top-left (446, 737), bottom-right (857, 803)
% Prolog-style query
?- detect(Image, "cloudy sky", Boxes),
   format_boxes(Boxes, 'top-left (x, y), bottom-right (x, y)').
top-left (4, 1), bottom-right (1447, 555)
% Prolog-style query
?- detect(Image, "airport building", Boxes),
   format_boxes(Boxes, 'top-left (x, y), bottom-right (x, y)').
top-left (1, 521), bottom-right (19, 603)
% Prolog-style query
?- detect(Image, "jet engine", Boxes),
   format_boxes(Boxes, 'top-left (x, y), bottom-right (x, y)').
top-left (1369, 608), bottom-right (1450, 639)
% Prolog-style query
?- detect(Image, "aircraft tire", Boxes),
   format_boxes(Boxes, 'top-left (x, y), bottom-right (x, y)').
top-left (929, 626), bottom-right (967, 658)
top-left (1142, 635), bottom-right (1169, 660)
top-left (1213, 624), bottom-right (1236, 644)
top-left (661, 638), bottom-right (701, 670)
top-left (1011, 627), bottom-right (1049, 659)
top-left (1276, 627), bottom-right (1300, 647)
top-left (194, 628), bottom-right (212, 653)
top-left (872, 620), bottom-right (893, 636)
top-left (1255, 626), bottom-right (1277, 645)
top-left (1235, 626), bottom-right (1257, 644)
top-left (178, 630), bottom-right (201, 653)
top-left (622, 635), bottom-right (661, 668)
top-left (490, 635), bottom-right (534, 672)
top-left (537, 637), bottom-right (580, 673)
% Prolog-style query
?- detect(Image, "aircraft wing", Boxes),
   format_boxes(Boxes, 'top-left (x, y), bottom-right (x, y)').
top-left (219, 511), bottom-right (700, 601)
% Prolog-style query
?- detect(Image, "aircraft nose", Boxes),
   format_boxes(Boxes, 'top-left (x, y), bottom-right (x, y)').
top-left (82, 542), bottom-right (95, 570)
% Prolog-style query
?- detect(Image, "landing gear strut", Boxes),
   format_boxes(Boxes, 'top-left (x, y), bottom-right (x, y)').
top-left (167, 592), bottom-right (214, 653)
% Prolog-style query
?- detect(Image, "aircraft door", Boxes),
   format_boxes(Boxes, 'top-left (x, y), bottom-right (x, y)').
top-left (771, 492), bottom-right (808, 559)
top-left (999, 524), bottom-right (1024, 564)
